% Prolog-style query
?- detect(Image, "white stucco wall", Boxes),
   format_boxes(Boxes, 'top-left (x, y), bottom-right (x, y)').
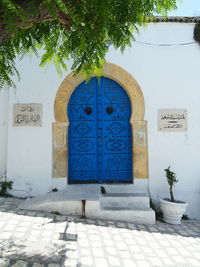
top-left (5, 22), bottom-right (200, 218)
top-left (7, 60), bottom-right (63, 196)
top-left (0, 87), bottom-right (9, 179)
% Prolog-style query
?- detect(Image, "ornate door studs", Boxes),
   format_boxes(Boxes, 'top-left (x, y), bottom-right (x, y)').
top-left (68, 77), bottom-right (132, 183)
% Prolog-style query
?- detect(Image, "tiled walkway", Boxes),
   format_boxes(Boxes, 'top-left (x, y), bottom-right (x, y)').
top-left (0, 197), bottom-right (200, 267)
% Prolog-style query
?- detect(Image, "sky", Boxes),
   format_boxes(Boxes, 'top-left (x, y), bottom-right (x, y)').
top-left (168, 0), bottom-right (200, 16)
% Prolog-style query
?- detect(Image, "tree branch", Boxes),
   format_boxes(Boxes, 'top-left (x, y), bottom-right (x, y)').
top-left (0, 0), bottom-right (71, 44)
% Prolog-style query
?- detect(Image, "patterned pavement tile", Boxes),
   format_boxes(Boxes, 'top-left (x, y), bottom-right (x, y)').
top-left (0, 198), bottom-right (200, 266)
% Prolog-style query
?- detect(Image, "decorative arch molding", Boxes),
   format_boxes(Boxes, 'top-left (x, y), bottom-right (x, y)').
top-left (52, 62), bottom-right (149, 179)
top-left (54, 62), bottom-right (145, 124)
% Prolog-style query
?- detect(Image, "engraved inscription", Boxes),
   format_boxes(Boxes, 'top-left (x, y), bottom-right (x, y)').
top-left (158, 109), bottom-right (187, 132)
top-left (13, 104), bottom-right (42, 127)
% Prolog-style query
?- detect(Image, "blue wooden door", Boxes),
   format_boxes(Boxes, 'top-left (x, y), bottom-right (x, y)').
top-left (68, 77), bottom-right (132, 183)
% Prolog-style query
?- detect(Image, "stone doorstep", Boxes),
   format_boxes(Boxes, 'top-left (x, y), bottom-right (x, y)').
top-left (94, 193), bottom-right (155, 225)
top-left (88, 207), bottom-right (156, 225)
top-left (100, 193), bottom-right (150, 209)
top-left (17, 191), bottom-right (155, 224)
top-left (61, 184), bottom-right (147, 196)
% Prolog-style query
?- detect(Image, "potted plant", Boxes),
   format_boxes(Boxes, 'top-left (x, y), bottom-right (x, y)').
top-left (160, 166), bottom-right (188, 225)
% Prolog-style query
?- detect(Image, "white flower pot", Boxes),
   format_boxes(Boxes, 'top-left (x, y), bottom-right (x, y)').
top-left (160, 198), bottom-right (188, 225)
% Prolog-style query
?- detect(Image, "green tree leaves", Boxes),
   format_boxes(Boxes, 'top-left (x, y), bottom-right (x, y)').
top-left (0, 0), bottom-right (178, 88)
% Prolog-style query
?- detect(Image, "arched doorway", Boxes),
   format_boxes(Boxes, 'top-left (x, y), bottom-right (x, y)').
top-left (53, 62), bottom-right (148, 180)
top-left (68, 77), bottom-right (132, 183)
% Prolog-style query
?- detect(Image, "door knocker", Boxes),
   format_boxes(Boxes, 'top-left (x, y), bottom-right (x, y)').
top-left (106, 106), bottom-right (113, 115)
top-left (85, 107), bottom-right (92, 115)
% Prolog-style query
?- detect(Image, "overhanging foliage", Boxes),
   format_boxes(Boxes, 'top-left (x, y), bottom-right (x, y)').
top-left (194, 20), bottom-right (200, 45)
top-left (0, 0), bottom-right (179, 88)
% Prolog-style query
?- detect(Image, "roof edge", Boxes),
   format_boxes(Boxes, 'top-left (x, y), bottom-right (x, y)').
top-left (151, 16), bottom-right (200, 23)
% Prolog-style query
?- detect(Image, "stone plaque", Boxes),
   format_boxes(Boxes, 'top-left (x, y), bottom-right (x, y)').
top-left (158, 109), bottom-right (187, 132)
top-left (13, 104), bottom-right (42, 127)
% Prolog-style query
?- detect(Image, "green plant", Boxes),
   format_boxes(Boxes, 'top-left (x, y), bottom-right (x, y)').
top-left (182, 214), bottom-right (189, 220)
top-left (150, 199), bottom-right (163, 221)
top-left (52, 188), bottom-right (58, 192)
top-left (51, 211), bottom-right (61, 215)
top-left (0, 180), bottom-right (13, 197)
top-left (0, 0), bottom-right (178, 88)
top-left (100, 186), bottom-right (106, 194)
top-left (164, 166), bottom-right (178, 202)
top-left (194, 20), bottom-right (200, 45)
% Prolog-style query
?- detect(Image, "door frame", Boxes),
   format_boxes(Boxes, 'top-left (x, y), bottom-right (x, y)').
top-left (52, 62), bottom-right (149, 180)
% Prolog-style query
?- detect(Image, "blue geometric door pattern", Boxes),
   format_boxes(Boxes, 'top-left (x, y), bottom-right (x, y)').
top-left (68, 77), bottom-right (132, 183)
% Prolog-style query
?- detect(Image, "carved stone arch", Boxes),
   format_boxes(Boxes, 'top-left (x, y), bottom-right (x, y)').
top-left (52, 62), bottom-right (148, 179)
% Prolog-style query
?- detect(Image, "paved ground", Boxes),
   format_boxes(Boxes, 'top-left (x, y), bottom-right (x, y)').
top-left (0, 198), bottom-right (200, 267)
